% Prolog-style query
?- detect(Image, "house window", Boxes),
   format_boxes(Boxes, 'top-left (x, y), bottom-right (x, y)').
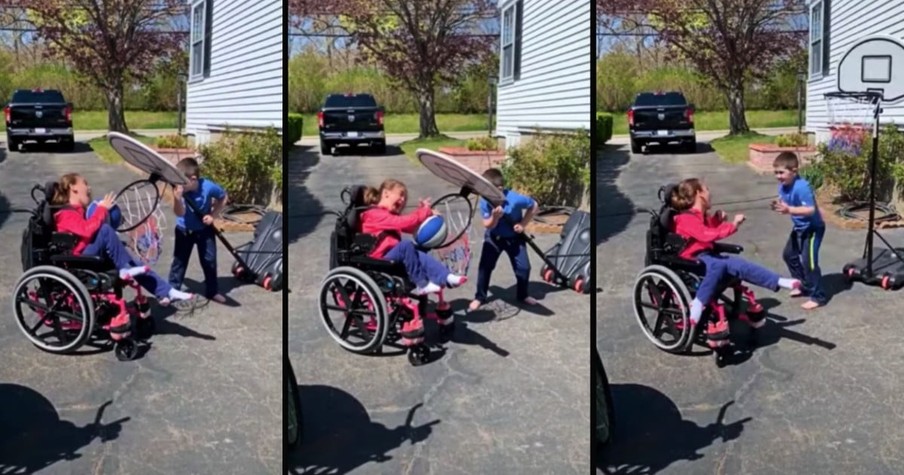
top-left (190, 0), bottom-right (213, 79)
top-left (500, 0), bottom-right (522, 82)
top-left (810, 1), bottom-right (824, 77)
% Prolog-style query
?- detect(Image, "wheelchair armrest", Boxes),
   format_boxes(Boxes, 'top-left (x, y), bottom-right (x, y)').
top-left (51, 232), bottom-right (79, 250)
top-left (50, 254), bottom-right (106, 265)
top-left (713, 242), bottom-right (743, 254)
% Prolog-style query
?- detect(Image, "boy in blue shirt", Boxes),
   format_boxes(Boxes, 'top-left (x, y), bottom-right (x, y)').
top-left (469, 168), bottom-right (540, 311)
top-left (771, 152), bottom-right (826, 309)
top-left (169, 158), bottom-right (229, 303)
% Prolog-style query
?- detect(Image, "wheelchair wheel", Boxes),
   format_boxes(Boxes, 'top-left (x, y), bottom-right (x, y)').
top-left (632, 265), bottom-right (695, 353)
top-left (12, 265), bottom-right (96, 354)
top-left (318, 266), bottom-right (388, 354)
top-left (287, 359), bottom-right (302, 450)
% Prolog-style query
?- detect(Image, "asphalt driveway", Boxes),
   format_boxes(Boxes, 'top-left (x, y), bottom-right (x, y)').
top-left (597, 142), bottom-right (904, 474)
top-left (287, 142), bottom-right (590, 474)
top-left (0, 141), bottom-right (281, 474)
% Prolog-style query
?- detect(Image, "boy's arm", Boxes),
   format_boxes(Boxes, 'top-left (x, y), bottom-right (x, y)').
top-left (787, 186), bottom-right (817, 217)
top-left (518, 198), bottom-right (539, 228)
top-left (211, 192), bottom-right (228, 219)
top-left (173, 195), bottom-right (186, 217)
top-left (674, 214), bottom-right (737, 243)
top-left (481, 200), bottom-right (500, 229)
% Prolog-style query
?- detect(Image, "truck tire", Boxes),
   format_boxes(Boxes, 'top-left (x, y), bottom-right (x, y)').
top-left (320, 140), bottom-right (331, 156)
top-left (5, 135), bottom-right (17, 152)
top-left (630, 139), bottom-right (642, 154)
top-left (374, 140), bottom-right (386, 155)
top-left (60, 137), bottom-right (75, 152)
top-left (683, 139), bottom-right (696, 153)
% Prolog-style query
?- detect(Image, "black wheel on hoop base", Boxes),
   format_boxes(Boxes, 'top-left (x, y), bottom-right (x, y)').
top-left (407, 344), bottom-right (430, 366)
top-left (114, 339), bottom-right (139, 361)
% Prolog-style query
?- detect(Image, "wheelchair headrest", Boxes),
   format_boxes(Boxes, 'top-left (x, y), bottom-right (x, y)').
top-left (658, 184), bottom-right (678, 205)
top-left (40, 181), bottom-right (61, 229)
top-left (339, 185), bottom-right (371, 232)
top-left (656, 184), bottom-right (679, 232)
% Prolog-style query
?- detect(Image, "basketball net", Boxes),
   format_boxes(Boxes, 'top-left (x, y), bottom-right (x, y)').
top-left (119, 183), bottom-right (167, 265)
top-left (430, 196), bottom-right (475, 277)
top-left (825, 93), bottom-right (880, 156)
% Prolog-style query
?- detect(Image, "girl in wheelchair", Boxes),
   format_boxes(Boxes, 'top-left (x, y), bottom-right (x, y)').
top-left (670, 178), bottom-right (801, 338)
top-left (51, 173), bottom-right (196, 336)
top-left (360, 178), bottom-right (467, 295)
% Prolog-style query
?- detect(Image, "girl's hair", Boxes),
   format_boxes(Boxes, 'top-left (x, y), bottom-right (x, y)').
top-left (669, 178), bottom-right (704, 211)
top-left (363, 179), bottom-right (406, 205)
top-left (52, 173), bottom-right (82, 205)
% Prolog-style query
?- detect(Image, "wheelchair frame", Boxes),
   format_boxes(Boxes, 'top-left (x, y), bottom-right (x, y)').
top-left (12, 182), bottom-right (155, 361)
top-left (316, 186), bottom-right (456, 366)
top-left (631, 185), bottom-right (767, 367)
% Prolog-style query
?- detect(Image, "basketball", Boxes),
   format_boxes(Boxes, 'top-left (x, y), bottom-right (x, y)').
top-left (415, 215), bottom-right (448, 249)
top-left (86, 201), bottom-right (122, 229)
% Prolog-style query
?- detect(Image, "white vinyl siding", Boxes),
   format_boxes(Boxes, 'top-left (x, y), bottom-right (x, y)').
top-left (806, 0), bottom-right (904, 140)
top-left (185, 0), bottom-right (283, 143)
top-left (495, 0), bottom-right (591, 147)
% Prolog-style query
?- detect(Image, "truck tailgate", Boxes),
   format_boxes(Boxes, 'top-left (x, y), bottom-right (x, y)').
top-left (8, 105), bottom-right (68, 129)
top-left (321, 108), bottom-right (382, 132)
top-left (632, 107), bottom-right (691, 131)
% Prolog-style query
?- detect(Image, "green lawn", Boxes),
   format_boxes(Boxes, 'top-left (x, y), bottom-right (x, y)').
top-left (301, 113), bottom-right (489, 137)
top-left (88, 134), bottom-right (158, 164)
top-left (398, 135), bottom-right (466, 163)
top-left (710, 132), bottom-right (777, 164)
top-left (609, 110), bottom-right (799, 136)
top-left (0, 110), bottom-right (178, 132)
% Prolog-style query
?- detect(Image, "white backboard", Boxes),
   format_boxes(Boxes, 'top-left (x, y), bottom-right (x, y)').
top-left (837, 35), bottom-right (904, 102)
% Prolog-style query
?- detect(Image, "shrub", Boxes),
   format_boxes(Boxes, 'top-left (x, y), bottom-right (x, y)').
top-left (819, 124), bottom-right (904, 202)
top-left (286, 113), bottom-right (304, 145)
top-left (466, 136), bottom-right (497, 151)
top-left (155, 134), bottom-right (189, 149)
top-left (502, 129), bottom-right (590, 207)
top-left (198, 127), bottom-right (283, 206)
top-left (596, 113), bottom-right (613, 146)
top-left (799, 162), bottom-right (824, 191)
top-left (776, 133), bottom-right (809, 147)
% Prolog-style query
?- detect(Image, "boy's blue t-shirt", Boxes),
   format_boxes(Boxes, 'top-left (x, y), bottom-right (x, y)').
top-left (176, 178), bottom-right (226, 231)
top-left (479, 189), bottom-right (536, 238)
top-left (778, 176), bottom-right (823, 230)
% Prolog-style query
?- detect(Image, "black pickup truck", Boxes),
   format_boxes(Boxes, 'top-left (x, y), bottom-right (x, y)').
top-left (627, 91), bottom-right (696, 154)
top-left (317, 93), bottom-right (386, 155)
top-left (4, 88), bottom-right (75, 152)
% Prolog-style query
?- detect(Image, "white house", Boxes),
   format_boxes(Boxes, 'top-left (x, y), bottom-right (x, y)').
top-left (185, 0), bottom-right (283, 144)
top-left (493, 0), bottom-right (591, 148)
top-left (806, 0), bottom-right (904, 142)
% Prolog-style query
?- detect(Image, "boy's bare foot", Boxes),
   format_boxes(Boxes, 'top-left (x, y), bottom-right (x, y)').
top-left (801, 300), bottom-right (821, 310)
top-left (210, 294), bottom-right (227, 304)
top-left (468, 299), bottom-right (482, 311)
top-left (521, 296), bottom-right (539, 305)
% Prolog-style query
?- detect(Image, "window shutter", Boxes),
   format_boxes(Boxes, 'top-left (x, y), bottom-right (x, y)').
top-left (822, 0), bottom-right (831, 76)
top-left (514, 0), bottom-right (523, 80)
top-left (203, 0), bottom-right (213, 77)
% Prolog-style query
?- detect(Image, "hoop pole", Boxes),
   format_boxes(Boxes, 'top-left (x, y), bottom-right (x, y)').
top-left (866, 97), bottom-right (882, 275)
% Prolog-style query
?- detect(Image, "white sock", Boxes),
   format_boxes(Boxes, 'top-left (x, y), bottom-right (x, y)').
top-left (446, 274), bottom-right (465, 286)
top-left (778, 278), bottom-right (800, 290)
top-left (168, 288), bottom-right (193, 301)
top-left (119, 266), bottom-right (148, 280)
top-left (690, 298), bottom-right (705, 324)
top-left (415, 282), bottom-right (441, 295)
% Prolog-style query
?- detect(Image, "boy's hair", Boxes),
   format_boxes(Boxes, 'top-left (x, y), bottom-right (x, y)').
top-left (482, 168), bottom-right (504, 187)
top-left (669, 178), bottom-right (704, 212)
top-left (52, 173), bottom-right (82, 206)
top-left (176, 158), bottom-right (200, 178)
top-left (364, 178), bottom-right (406, 205)
top-left (773, 152), bottom-right (800, 171)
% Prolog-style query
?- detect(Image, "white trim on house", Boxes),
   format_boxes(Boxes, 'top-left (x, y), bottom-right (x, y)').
top-left (805, 0), bottom-right (904, 143)
top-left (493, 0), bottom-right (591, 149)
top-left (185, 0), bottom-right (283, 144)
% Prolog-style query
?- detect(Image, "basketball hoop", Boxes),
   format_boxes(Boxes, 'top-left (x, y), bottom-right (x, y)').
top-left (825, 91), bottom-right (881, 155)
top-left (430, 193), bottom-right (475, 276)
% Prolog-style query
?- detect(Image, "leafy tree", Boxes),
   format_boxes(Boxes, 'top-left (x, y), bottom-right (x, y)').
top-left (598, 0), bottom-right (805, 134)
top-left (291, 0), bottom-right (495, 138)
top-left (19, 0), bottom-right (184, 132)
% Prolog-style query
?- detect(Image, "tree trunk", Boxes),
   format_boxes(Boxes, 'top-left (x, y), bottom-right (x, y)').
top-left (105, 82), bottom-right (128, 133)
top-left (726, 84), bottom-right (750, 135)
top-left (417, 89), bottom-right (440, 138)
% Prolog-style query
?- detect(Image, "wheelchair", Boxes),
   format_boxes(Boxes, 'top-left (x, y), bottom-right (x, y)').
top-left (12, 182), bottom-right (155, 361)
top-left (317, 185), bottom-right (456, 366)
top-left (631, 184), bottom-right (767, 367)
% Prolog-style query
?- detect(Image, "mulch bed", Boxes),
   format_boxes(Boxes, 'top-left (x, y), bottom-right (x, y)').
top-left (817, 187), bottom-right (904, 230)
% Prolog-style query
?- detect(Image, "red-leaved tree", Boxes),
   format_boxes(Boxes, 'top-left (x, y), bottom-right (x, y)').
top-left (291, 0), bottom-right (496, 138)
top-left (19, 0), bottom-right (184, 133)
top-left (598, 0), bottom-right (805, 134)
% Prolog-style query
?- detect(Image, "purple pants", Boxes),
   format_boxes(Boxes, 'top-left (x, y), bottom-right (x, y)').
top-left (385, 240), bottom-right (450, 288)
top-left (82, 223), bottom-right (173, 299)
top-left (695, 253), bottom-right (780, 304)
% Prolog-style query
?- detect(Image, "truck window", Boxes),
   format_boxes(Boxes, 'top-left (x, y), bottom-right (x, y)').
top-left (324, 95), bottom-right (377, 108)
top-left (11, 90), bottom-right (66, 103)
top-left (634, 92), bottom-right (687, 107)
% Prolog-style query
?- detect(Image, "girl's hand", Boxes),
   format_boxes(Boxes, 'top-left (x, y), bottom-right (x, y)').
top-left (733, 214), bottom-right (746, 226)
top-left (99, 192), bottom-right (116, 209)
top-left (715, 210), bottom-right (727, 221)
top-left (420, 197), bottom-right (431, 208)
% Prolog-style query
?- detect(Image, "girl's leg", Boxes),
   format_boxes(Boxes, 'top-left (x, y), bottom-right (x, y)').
top-left (82, 224), bottom-right (139, 272)
top-left (385, 240), bottom-right (429, 288)
top-left (691, 254), bottom-right (729, 324)
top-left (721, 255), bottom-right (798, 292)
top-left (416, 250), bottom-right (453, 286)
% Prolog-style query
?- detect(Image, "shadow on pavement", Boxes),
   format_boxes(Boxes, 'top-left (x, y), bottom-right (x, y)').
top-left (16, 141), bottom-right (90, 154)
top-left (596, 145), bottom-right (635, 245)
top-left (329, 143), bottom-right (403, 157)
top-left (287, 145), bottom-right (325, 244)
top-left (0, 383), bottom-right (129, 473)
top-left (289, 384), bottom-right (439, 474)
top-left (597, 383), bottom-right (751, 474)
top-left (0, 143), bottom-right (6, 164)
top-left (0, 189), bottom-right (10, 230)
